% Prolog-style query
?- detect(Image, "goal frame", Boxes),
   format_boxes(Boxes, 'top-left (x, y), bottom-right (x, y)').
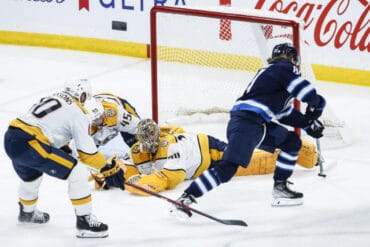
top-left (150, 6), bottom-right (301, 129)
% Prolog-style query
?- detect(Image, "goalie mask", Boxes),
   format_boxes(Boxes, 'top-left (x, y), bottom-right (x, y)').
top-left (64, 78), bottom-right (92, 104)
top-left (271, 42), bottom-right (301, 66)
top-left (136, 118), bottom-right (160, 154)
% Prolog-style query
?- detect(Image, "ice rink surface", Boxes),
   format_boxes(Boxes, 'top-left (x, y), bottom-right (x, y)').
top-left (0, 44), bottom-right (370, 247)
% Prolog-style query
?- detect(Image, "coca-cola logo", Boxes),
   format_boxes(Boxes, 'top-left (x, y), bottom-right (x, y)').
top-left (255, 0), bottom-right (369, 52)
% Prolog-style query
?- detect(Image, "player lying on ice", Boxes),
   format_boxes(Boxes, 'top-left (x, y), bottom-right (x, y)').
top-left (87, 117), bottom-right (320, 197)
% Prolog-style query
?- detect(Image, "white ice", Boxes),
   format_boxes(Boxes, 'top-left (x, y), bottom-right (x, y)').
top-left (0, 45), bottom-right (370, 247)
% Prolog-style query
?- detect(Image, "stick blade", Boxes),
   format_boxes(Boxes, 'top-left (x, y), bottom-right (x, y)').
top-left (218, 219), bottom-right (248, 227)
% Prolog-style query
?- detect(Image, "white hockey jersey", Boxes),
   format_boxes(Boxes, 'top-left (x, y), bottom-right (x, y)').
top-left (92, 93), bottom-right (140, 146)
top-left (124, 131), bottom-right (223, 191)
top-left (11, 91), bottom-right (106, 170)
top-left (131, 133), bottom-right (203, 178)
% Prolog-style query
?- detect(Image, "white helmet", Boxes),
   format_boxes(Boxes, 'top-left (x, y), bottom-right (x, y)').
top-left (64, 78), bottom-right (92, 104)
top-left (84, 98), bottom-right (104, 126)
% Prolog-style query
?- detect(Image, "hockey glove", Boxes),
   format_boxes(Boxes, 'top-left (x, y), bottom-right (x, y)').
top-left (305, 95), bottom-right (326, 120)
top-left (88, 172), bottom-right (109, 190)
top-left (100, 155), bottom-right (125, 190)
top-left (304, 119), bottom-right (324, 138)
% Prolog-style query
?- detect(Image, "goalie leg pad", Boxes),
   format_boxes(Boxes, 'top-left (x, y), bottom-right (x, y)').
top-left (296, 138), bottom-right (318, 169)
top-left (126, 172), bottom-right (168, 196)
top-left (235, 149), bottom-right (278, 176)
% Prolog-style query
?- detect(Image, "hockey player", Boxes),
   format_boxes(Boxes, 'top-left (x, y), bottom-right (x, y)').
top-left (120, 118), bottom-right (226, 195)
top-left (3, 79), bottom-right (125, 238)
top-left (85, 92), bottom-right (141, 149)
top-left (90, 118), bottom-right (279, 194)
top-left (170, 43), bottom-right (326, 217)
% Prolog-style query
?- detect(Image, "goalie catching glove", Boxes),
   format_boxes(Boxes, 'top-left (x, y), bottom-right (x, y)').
top-left (98, 154), bottom-right (126, 190)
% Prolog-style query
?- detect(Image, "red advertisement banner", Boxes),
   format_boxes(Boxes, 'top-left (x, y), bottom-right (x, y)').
top-left (79, 0), bottom-right (89, 11)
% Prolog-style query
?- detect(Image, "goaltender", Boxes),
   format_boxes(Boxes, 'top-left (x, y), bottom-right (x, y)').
top-left (89, 118), bottom-right (318, 196)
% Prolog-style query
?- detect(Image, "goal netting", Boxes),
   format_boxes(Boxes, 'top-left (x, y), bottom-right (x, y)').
top-left (150, 6), bottom-right (352, 149)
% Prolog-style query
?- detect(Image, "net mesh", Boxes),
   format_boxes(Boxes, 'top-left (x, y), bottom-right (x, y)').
top-left (152, 6), bottom-right (352, 149)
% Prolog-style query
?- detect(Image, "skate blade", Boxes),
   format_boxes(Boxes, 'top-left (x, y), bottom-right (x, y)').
top-left (271, 197), bottom-right (303, 207)
top-left (76, 229), bottom-right (109, 238)
top-left (168, 207), bottom-right (191, 221)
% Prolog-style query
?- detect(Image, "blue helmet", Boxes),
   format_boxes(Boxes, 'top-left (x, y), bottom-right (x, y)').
top-left (271, 43), bottom-right (300, 65)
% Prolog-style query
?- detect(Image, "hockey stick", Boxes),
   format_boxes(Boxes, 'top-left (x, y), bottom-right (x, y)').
top-left (316, 138), bottom-right (326, 177)
top-left (124, 182), bottom-right (248, 227)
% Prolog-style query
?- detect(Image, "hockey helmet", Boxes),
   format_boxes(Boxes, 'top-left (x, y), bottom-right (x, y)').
top-left (136, 118), bottom-right (160, 154)
top-left (271, 43), bottom-right (300, 65)
top-left (84, 98), bottom-right (104, 126)
top-left (64, 78), bottom-right (92, 104)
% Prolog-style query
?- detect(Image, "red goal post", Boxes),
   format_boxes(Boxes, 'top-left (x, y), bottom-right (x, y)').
top-left (149, 5), bottom-right (352, 149)
top-left (150, 6), bottom-right (302, 126)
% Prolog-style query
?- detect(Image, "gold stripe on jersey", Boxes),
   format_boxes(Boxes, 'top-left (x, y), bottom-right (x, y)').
top-left (19, 197), bottom-right (38, 206)
top-left (95, 92), bottom-right (140, 118)
top-left (192, 134), bottom-right (213, 179)
top-left (101, 92), bottom-right (139, 117)
top-left (71, 195), bottom-right (92, 206)
top-left (160, 126), bottom-right (185, 135)
top-left (122, 100), bottom-right (138, 117)
top-left (71, 97), bottom-right (89, 114)
top-left (78, 150), bottom-right (106, 170)
top-left (96, 92), bottom-right (118, 97)
top-left (9, 119), bottom-right (51, 145)
top-left (90, 125), bottom-right (99, 136)
top-left (28, 140), bottom-right (75, 169)
top-left (101, 100), bottom-right (119, 127)
top-left (95, 92), bottom-right (122, 107)
top-left (209, 146), bottom-right (224, 162)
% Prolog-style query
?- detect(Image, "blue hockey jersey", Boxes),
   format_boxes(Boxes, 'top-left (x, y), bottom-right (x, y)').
top-left (231, 59), bottom-right (324, 128)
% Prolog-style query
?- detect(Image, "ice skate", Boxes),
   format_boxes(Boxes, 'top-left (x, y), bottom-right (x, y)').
top-left (76, 214), bottom-right (108, 238)
top-left (18, 202), bottom-right (50, 224)
top-left (169, 193), bottom-right (197, 220)
top-left (272, 180), bottom-right (303, 206)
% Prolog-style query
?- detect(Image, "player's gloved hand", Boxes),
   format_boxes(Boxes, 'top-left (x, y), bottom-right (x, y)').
top-left (305, 95), bottom-right (326, 120)
top-left (100, 154), bottom-right (125, 190)
top-left (88, 172), bottom-right (109, 190)
top-left (304, 119), bottom-right (324, 138)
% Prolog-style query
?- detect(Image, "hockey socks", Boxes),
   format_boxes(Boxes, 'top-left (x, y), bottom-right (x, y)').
top-left (185, 168), bottom-right (221, 197)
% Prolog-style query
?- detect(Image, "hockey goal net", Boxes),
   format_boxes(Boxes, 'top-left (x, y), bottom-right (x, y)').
top-left (150, 6), bottom-right (351, 149)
